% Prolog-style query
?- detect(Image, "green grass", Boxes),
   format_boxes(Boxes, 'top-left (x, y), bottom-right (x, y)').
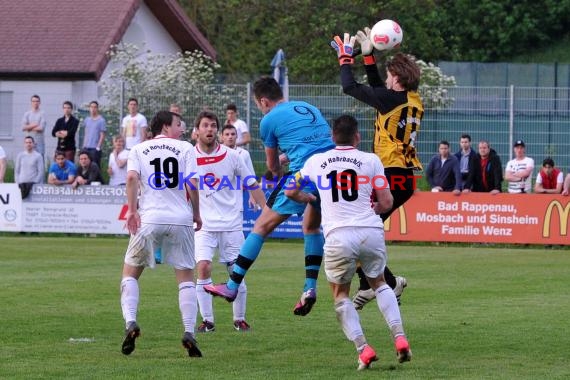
top-left (1, 236), bottom-right (569, 379)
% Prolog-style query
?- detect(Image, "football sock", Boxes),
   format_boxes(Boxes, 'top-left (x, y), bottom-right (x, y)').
top-left (375, 284), bottom-right (405, 339)
top-left (335, 298), bottom-right (364, 343)
top-left (196, 278), bottom-right (214, 323)
top-left (179, 281), bottom-right (197, 334)
top-left (120, 277), bottom-right (139, 328)
top-left (228, 232), bottom-right (264, 290)
top-left (233, 281), bottom-right (247, 321)
top-left (303, 232), bottom-right (324, 291)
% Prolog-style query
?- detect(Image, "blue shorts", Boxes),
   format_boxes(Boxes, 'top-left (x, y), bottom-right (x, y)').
top-left (267, 173), bottom-right (320, 216)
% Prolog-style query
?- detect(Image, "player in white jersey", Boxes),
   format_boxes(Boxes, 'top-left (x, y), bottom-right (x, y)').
top-left (193, 111), bottom-right (266, 333)
top-left (285, 115), bottom-right (411, 370)
top-left (220, 124), bottom-right (262, 210)
top-left (119, 110), bottom-right (203, 358)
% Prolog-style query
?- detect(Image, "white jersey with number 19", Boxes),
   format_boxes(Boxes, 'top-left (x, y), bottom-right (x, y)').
top-left (127, 135), bottom-right (198, 225)
top-left (299, 146), bottom-right (386, 236)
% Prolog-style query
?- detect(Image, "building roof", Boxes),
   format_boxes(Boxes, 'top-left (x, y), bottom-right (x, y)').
top-left (0, 0), bottom-right (216, 81)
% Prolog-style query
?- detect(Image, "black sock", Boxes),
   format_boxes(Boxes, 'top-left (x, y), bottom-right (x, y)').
top-left (384, 266), bottom-right (396, 289)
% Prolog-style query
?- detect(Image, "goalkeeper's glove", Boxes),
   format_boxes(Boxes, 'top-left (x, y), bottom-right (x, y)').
top-left (355, 27), bottom-right (376, 65)
top-left (330, 33), bottom-right (356, 66)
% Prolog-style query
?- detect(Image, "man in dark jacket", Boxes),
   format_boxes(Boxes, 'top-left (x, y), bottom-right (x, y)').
top-left (464, 140), bottom-right (503, 194)
top-left (52, 101), bottom-right (79, 161)
top-left (426, 140), bottom-right (462, 194)
top-left (454, 134), bottom-right (477, 190)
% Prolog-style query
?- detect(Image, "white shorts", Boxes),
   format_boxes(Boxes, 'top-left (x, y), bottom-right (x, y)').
top-left (324, 227), bottom-right (387, 284)
top-left (124, 223), bottom-right (195, 270)
top-left (195, 230), bottom-right (244, 264)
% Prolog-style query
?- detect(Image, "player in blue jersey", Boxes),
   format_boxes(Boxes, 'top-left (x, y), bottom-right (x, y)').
top-left (206, 76), bottom-right (335, 316)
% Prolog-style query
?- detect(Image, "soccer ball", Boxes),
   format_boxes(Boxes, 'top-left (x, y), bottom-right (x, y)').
top-left (369, 19), bottom-right (403, 51)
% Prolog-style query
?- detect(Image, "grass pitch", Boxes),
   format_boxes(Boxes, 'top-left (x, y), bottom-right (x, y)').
top-left (0, 236), bottom-right (569, 379)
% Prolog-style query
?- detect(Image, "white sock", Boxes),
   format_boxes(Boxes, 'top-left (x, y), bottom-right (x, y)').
top-left (179, 281), bottom-right (197, 334)
top-left (375, 284), bottom-right (405, 338)
top-left (335, 298), bottom-right (364, 342)
top-left (233, 281), bottom-right (247, 321)
top-left (120, 277), bottom-right (139, 328)
top-left (196, 278), bottom-right (214, 323)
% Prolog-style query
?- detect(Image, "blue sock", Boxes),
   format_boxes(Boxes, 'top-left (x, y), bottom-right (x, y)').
top-left (303, 233), bottom-right (324, 292)
top-left (154, 247), bottom-right (162, 263)
top-left (228, 232), bottom-right (265, 290)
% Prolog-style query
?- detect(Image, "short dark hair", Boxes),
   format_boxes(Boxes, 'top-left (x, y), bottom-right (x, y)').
top-left (332, 115), bottom-right (358, 145)
top-left (226, 103), bottom-right (237, 112)
top-left (150, 110), bottom-right (175, 137)
top-left (63, 101), bottom-right (73, 109)
top-left (79, 150), bottom-right (91, 159)
top-left (386, 53), bottom-right (421, 91)
top-left (253, 76), bottom-right (283, 102)
top-left (439, 140), bottom-right (450, 147)
top-left (31, 94), bottom-right (40, 101)
top-left (24, 135), bottom-right (35, 143)
top-left (54, 151), bottom-right (66, 158)
top-left (460, 134), bottom-right (471, 141)
top-left (194, 110), bottom-right (220, 131)
top-left (543, 157), bottom-right (555, 167)
top-left (221, 124), bottom-right (237, 134)
top-left (89, 100), bottom-right (99, 107)
top-left (127, 97), bottom-right (138, 105)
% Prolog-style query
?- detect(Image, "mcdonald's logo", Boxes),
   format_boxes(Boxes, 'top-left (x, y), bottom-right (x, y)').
top-left (542, 200), bottom-right (570, 238)
top-left (384, 205), bottom-right (407, 234)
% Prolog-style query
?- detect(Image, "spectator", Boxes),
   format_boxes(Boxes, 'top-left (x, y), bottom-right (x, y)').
top-left (82, 100), bottom-right (106, 168)
top-left (0, 144), bottom-right (6, 183)
top-left (224, 103), bottom-right (251, 147)
top-left (121, 97), bottom-right (148, 150)
top-left (52, 101), bottom-right (79, 162)
top-left (107, 135), bottom-right (128, 186)
top-left (15, 137), bottom-right (44, 197)
top-left (454, 134), bottom-right (476, 190)
top-left (534, 157), bottom-right (563, 194)
top-left (48, 151), bottom-right (76, 185)
top-left (21, 94), bottom-right (46, 158)
top-left (425, 140), bottom-right (461, 194)
top-left (562, 173), bottom-right (570, 196)
top-left (464, 140), bottom-right (502, 194)
top-left (72, 151), bottom-right (103, 189)
top-left (505, 140), bottom-right (534, 194)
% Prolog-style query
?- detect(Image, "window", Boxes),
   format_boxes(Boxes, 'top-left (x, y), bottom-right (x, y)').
top-left (0, 92), bottom-right (13, 137)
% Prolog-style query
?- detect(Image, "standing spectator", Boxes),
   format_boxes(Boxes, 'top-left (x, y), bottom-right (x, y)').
top-left (193, 111), bottom-right (266, 333)
top-left (425, 141), bottom-right (462, 194)
top-left (284, 115), bottom-right (411, 370)
top-left (454, 134), bottom-right (477, 190)
top-left (505, 140), bottom-right (534, 194)
top-left (52, 101), bottom-right (79, 162)
top-left (121, 98), bottom-right (148, 150)
top-left (0, 145), bottom-right (6, 183)
top-left (562, 173), bottom-right (570, 196)
top-left (224, 104), bottom-right (251, 147)
top-left (119, 110), bottom-right (202, 357)
top-left (107, 135), bottom-right (128, 186)
top-left (71, 151), bottom-right (103, 189)
top-left (15, 137), bottom-right (44, 197)
top-left (47, 151), bottom-right (76, 186)
top-left (82, 100), bottom-right (106, 168)
top-left (21, 94), bottom-right (46, 158)
top-left (464, 140), bottom-right (503, 194)
top-left (534, 157), bottom-right (563, 194)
